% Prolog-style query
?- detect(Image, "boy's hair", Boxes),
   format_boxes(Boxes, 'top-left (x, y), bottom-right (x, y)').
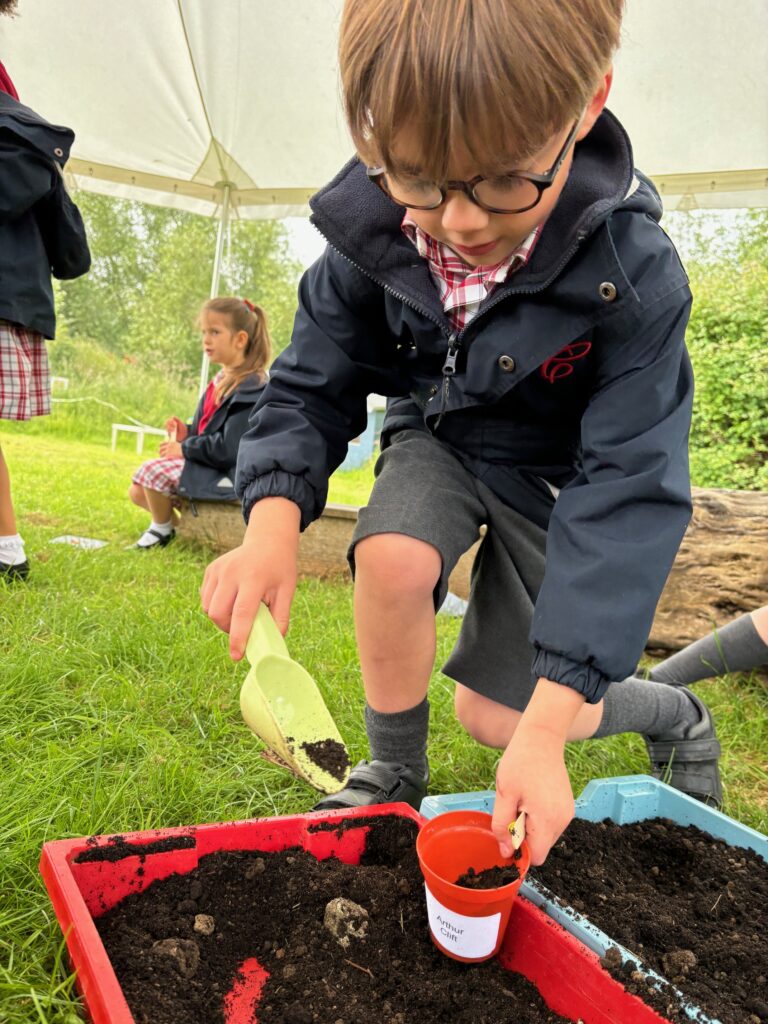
top-left (201, 297), bottom-right (271, 402)
top-left (339, 0), bottom-right (624, 180)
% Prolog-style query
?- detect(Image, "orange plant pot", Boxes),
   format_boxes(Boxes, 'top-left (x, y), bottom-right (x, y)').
top-left (416, 809), bottom-right (530, 963)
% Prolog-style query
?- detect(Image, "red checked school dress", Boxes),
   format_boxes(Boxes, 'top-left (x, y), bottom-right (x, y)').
top-left (131, 372), bottom-right (222, 496)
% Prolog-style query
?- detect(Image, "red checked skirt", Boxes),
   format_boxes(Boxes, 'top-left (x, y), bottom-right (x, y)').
top-left (0, 321), bottom-right (51, 420)
top-left (132, 456), bottom-right (185, 497)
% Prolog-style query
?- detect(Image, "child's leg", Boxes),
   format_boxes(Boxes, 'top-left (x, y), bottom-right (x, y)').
top-left (648, 607), bottom-right (768, 685)
top-left (454, 685), bottom-right (604, 748)
top-left (0, 443), bottom-right (27, 576)
top-left (0, 444), bottom-right (17, 535)
top-left (130, 459), bottom-right (183, 549)
top-left (313, 430), bottom-right (486, 810)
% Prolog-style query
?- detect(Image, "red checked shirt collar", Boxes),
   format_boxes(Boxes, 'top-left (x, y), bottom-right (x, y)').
top-left (402, 216), bottom-right (540, 332)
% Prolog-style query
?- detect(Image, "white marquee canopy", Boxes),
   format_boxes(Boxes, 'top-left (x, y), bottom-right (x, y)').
top-left (2, 0), bottom-right (767, 220)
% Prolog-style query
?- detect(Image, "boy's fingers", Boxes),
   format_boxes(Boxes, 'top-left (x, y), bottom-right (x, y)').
top-left (491, 789), bottom-right (519, 859)
top-left (269, 588), bottom-right (294, 637)
top-left (229, 589), bottom-right (262, 660)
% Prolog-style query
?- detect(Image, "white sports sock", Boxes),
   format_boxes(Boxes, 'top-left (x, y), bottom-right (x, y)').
top-left (0, 533), bottom-right (26, 566)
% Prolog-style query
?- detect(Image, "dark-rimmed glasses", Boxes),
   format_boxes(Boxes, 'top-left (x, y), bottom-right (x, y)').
top-left (367, 117), bottom-right (582, 214)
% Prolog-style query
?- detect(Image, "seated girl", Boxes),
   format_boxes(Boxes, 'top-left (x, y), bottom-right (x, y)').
top-left (128, 296), bottom-right (270, 549)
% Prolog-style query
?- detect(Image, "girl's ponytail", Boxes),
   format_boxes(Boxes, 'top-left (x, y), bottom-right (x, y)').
top-left (201, 296), bottom-right (272, 401)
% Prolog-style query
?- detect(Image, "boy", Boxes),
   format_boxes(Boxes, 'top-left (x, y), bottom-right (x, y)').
top-left (202, 0), bottom-right (721, 864)
top-left (0, 37), bottom-right (91, 579)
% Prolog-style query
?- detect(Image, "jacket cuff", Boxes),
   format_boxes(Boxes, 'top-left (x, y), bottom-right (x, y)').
top-left (240, 470), bottom-right (321, 530)
top-left (531, 647), bottom-right (611, 704)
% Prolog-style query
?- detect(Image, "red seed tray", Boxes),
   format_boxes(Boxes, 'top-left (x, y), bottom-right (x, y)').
top-left (40, 804), bottom-right (670, 1024)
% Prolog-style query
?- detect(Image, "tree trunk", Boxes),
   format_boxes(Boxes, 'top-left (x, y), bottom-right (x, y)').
top-left (647, 487), bottom-right (768, 652)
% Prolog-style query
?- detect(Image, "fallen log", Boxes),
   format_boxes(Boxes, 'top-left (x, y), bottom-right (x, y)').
top-left (179, 486), bottom-right (768, 653)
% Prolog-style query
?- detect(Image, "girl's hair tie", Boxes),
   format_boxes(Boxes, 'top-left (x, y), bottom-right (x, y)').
top-left (242, 298), bottom-right (256, 313)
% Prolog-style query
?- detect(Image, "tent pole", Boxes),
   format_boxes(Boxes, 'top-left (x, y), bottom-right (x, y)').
top-left (198, 182), bottom-right (232, 396)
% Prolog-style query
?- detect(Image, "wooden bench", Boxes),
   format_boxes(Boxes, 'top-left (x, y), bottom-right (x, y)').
top-left (179, 487), bottom-right (768, 653)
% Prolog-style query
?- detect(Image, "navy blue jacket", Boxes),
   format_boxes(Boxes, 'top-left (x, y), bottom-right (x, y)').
top-left (0, 92), bottom-right (91, 338)
top-left (236, 111), bottom-right (693, 702)
top-left (178, 374), bottom-right (266, 502)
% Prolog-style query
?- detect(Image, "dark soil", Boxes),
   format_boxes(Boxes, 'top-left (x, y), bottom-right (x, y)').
top-left (95, 816), bottom-right (569, 1024)
top-left (76, 834), bottom-right (196, 863)
top-left (299, 738), bottom-right (350, 781)
top-left (531, 817), bottom-right (768, 1024)
top-left (455, 864), bottom-right (520, 890)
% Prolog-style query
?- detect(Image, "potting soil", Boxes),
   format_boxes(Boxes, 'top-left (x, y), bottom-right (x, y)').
top-left (299, 738), bottom-right (350, 781)
top-left (95, 816), bottom-right (569, 1024)
top-left (531, 817), bottom-right (768, 1024)
top-left (455, 863), bottom-right (521, 889)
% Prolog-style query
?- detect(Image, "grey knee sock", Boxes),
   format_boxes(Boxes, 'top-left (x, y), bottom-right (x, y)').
top-left (649, 613), bottom-right (768, 686)
top-left (365, 698), bottom-right (429, 774)
top-left (594, 678), bottom-right (701, 740)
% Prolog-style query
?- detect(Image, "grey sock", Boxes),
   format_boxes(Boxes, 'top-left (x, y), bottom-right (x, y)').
top-left (594, 678), bottom-right (701, 740)
top-left (365, 698), bottom-right (429, 775)
top-left (650, 613), bottom-right (768, 686)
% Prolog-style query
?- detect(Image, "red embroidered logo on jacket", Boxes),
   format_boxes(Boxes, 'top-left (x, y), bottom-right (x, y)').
top-left (540, 341), bottom-right (592, 383)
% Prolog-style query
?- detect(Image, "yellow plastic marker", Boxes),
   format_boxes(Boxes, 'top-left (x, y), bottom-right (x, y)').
top-left (239, 604), bottom-right (351, 794)
top-left (507, 811), bottom-right (526, 851)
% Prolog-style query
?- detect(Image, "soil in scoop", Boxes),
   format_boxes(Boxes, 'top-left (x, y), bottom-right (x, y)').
top-left (531, 817), bottom-right (768, 1024)
top-left (455, 863), bottom-right (520, 890)
top-left (299, 738), bottom-right (350, 781)
top-left (96, 817), bottom-right (569, 1024)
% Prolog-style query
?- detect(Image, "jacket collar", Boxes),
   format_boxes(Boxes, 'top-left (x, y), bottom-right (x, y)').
top-left (310, 110), bottom-right (638, 320)
top-left (0, 91), bottom-right (74, 164)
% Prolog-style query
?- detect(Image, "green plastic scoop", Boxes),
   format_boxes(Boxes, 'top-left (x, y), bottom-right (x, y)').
top-left (239, 604), bottom-right (351, 794)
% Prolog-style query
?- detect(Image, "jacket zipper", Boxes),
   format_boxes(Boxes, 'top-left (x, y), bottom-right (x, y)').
top-left (319, 227), bottom-right (587, 428)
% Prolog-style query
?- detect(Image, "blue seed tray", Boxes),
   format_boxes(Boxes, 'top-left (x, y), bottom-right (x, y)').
top-left (420, 775), bottom-right (768, 1024)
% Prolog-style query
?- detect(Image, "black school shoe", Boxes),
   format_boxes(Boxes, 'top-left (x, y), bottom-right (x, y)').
top-left (133, 528), bottom-right (176, 550)
top-left (0, 558), bottom-right (29, 581)
top-left (644, 687), bottom-right (723, 808)
top-left (312, 759), bottom-right (429, 812)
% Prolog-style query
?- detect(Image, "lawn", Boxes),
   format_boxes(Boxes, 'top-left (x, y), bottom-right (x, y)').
top-left (0, 427), bottom-right (766, 1022)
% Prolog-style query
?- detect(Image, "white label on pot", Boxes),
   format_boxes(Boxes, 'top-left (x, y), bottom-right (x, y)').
top-left (424, 885), bottom-right (501, 959)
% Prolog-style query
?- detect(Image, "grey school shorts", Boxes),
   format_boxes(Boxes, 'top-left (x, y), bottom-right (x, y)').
top-left (348, 429), bottom-right (551, 711)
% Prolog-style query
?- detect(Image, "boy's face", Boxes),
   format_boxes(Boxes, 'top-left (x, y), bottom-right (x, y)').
top-left (396, 74), bottom-right (611, 268)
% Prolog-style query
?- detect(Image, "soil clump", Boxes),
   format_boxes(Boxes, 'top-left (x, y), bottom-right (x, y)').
top-left (96, 816), bottom-right (569, 1024)
top-left (299, 738), bottom-right (350, 781)
top-left (531, 817), bottom-right (768, 1024)
top-left (455, 864), bottom-right (520, 889)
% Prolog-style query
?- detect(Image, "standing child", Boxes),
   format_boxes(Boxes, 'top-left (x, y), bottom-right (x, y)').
top-left (0, 48), bottom-right (91, 579)
top-left (201, 0), bottom-right (715, 864)
top-left (129, 298), bottom-right (270, 549)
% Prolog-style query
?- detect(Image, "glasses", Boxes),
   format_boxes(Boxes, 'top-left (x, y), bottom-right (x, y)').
top-left (367, 118), bottom-right (582, 215)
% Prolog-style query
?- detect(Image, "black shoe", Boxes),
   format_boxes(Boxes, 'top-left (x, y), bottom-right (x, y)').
top-left (133, 528), bottom-right (176, 549)
top-left (644, 687), bottom-right (723, 808)
top-left (312, 759), bottom-right (429, 812)
top-left (0, 558), bottom-right (29, 581)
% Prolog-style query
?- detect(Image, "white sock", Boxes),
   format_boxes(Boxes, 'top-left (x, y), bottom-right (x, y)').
top-left (0, 533), bottom-right (26, 566)
top-left (136, 521), bottom-right (173, 548)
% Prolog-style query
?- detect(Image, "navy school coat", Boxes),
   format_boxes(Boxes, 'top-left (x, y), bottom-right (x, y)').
top-left (0, 92), bottom-right (91, 338)
top-left (178, 374), bottom-right (266, 503)
top-left (235, 110), bottom-right (693, 702)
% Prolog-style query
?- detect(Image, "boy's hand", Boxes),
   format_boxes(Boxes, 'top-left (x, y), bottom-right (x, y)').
top-left (492, 723), bottom-right (574, 865)
top-left (491, 678), bottom-right (584, 864)
top-left (200, 497), bottom-right (301, 660)
top-left (159, 440), bottom-right (183, 458)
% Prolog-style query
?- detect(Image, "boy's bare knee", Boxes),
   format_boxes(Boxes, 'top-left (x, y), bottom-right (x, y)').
top-left (128, 483), bottom-right (143, 505)
top-left (454, 685), bottom-right (521, 749)
top-left (355, 533), bottom-right (441, 603)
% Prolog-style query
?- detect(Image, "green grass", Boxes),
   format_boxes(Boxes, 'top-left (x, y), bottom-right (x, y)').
top-left (0, 427), bottom-right (765, 1022)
